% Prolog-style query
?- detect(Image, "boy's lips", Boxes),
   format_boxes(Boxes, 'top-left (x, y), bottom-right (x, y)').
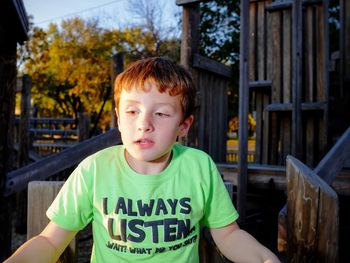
top-left (134, 138), bottom-right (154, 147)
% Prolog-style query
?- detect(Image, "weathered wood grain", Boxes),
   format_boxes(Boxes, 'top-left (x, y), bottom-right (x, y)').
top-left (27, 181), bottom-right (76, 262)
top-left (286, 156), bottom-right (338, 262)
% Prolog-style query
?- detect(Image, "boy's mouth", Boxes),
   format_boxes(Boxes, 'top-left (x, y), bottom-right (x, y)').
top-left (135, 138), bottom-right (154, 145)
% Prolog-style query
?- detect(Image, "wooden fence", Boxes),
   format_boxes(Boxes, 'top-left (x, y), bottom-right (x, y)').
top-left (15, 114), bottom-right (90, 157)
top-left (249, 0), bottom-right (329, 167)
top-left (14, 75), bottom-right (91, 158)
top-left (177, 0), bottom-right (231, 163)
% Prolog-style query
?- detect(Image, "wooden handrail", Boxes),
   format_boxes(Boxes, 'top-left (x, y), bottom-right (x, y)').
top-left (5, 128), bottom-right (121, 196)
top-left (314, 125), bottom-right (350, 184)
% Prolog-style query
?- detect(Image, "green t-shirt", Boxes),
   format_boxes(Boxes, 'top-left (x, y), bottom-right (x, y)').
top-left (47, 144), bottom-right (238, 262)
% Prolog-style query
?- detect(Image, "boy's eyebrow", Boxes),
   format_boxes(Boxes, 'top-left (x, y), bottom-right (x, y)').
top-left (122, 99), bottom-right (177, 108)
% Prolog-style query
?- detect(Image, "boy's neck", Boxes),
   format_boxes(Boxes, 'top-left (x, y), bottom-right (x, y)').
top-left (124, 150), bottom-right (173, 175)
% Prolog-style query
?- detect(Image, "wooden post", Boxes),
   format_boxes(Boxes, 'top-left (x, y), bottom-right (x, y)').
top-left (291, 0), bottom-right (303, 159)
top-left (27, 181), bottom-right (76, 262)
top-left (237, 0), bottom-right (250, 223)
top-left (110, 52), bottom-right (124, 128)
top-left (18, 74), bottom-right (32, 167)
top-left (77, 112), bottom-right (90, 142)
top-left (15, 74), bottom-right (32, 234)
top-left (0, 39), bottom-right (17, 260)
top-left (178, 1), bottom-right (200, 147)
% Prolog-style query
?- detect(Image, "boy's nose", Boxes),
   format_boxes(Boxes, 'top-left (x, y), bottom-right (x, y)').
top-left (138, 114), bottom-right (154, 132)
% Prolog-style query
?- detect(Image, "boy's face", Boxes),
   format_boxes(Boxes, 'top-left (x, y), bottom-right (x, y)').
top-left (116, 84), bottom-right (193, 171)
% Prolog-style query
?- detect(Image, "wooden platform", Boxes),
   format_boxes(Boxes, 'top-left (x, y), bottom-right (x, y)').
top-left (217, 163), bottom-right (350, 196)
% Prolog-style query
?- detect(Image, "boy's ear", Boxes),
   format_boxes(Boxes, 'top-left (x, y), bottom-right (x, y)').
top-left (178, 115), bottom-right (194, 137)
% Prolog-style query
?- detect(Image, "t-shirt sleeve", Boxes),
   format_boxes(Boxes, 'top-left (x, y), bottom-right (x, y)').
top-left (46, 160), bottom-right (94, 231)
top-left (202, 160), bottom-right (239, 228)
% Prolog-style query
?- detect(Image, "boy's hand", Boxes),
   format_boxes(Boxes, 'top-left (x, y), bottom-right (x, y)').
top-left (210, 222), bottom-right (281, 263)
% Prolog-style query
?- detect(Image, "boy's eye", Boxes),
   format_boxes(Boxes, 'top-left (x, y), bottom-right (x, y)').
top-left (155, 112), bottom-right (170, 117)
top-left (126, 110), bottom-right (137, 115)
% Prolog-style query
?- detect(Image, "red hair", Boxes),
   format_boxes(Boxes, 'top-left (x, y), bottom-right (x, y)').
top-left (114, 57), bottom-right (196, 119)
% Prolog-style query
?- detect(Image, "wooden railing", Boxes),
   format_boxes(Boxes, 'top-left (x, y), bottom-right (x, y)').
top-left (278, 125), bottom-right (350, 261)
top-left (15, 114), bottom-right (90, 156)
top-left (5, 128), bottom-right (121, 196)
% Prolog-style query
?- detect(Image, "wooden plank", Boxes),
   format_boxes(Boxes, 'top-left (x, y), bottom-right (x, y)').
top-left (257, 1), bottom-right (266, 80)
top-left (266, 0), bottom-right (322, 12)
top-left (286, 156), bottom-right (338, 262)
top-left (281, 116), bottom-right (291, 165)
top-left (316, 4), bottom-right (324, 101)
top-left (320, 1), bottom-right (329, 157)
top-left (219, 78), bottom-right (228, 162)
top-left (305, 116), bottom-right (315, 167)
top-left (265, 102), bottom-right (326, 111)
top-left (249, 1), bottom-right (257, 80)
top-left (270, 11), bottom-right (281, 103)
top-left (269, 112), bottom-right (278, 165)
top-left (280, 8), bottom-right (292, 165)
top-left (249, 80), bottom-right (272, 92)
top-left (27, 181), bottom-right (76, 262)
top-left (282, 9), bottom-right (292, 103)
top-left (255, 92), bottom-right (263, 163)
top-left (305, 5), bottom-right (315, 102)
top-left (176, 0), bottom-right (208, 6)
top-left (30, 129), bottom-right (77, 136)
top-left (314, 125), bottom-right (350, 184)
top-left (217, 162), bottom-right (350, 196)
top-left (5, 128), bottom-right (122, 196)
top-left (262, 94), bottom-right (270, 164)
top-left (192, 54), bottom-right (231, 78)
top-left (291, 0), bottom-right (303, 159)
top-left (266, 1), bottom-right (292, 12)
top-left (29, 118), bottom-right (76, 125)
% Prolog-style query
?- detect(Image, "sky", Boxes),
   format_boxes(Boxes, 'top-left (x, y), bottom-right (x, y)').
top-left (23, 0), bottom-right (181, 32)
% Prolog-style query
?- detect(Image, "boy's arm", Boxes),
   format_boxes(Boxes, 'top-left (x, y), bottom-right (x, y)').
top-left (210, 221), bottom-right (281, 263)
top-left (5, 221), bottom-right (77, 263)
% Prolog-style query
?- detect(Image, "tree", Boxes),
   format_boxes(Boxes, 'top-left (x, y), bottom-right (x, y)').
top-left (19, 14), bottom-right (181, 131)
top-left (200, 0), bottom-right (240, 119)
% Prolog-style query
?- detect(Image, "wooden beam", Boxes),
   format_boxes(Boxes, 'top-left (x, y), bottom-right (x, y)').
top-left (176, 0), bottom-right (208, 6)
top-left (265, 102), bottom-right (326, 112)
top-left (192, 54), bottom-right (231, 78)
top-left (314, 126), bottom-right (350, 184)
top-left (5, 128), bottom-right (122, 196)
top-left (292, 0), bottom-right (303, 159)
top-left (266, 0), bottom-right (323, 12)
top-left (237, 0), bottom-right (250, 223)
top-left (249, 80), bottom-right (272, 88)
top-left (217, 163), bottom-right (350, 196)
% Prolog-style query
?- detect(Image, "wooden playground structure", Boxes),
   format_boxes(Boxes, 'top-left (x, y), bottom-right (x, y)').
top-left (1, 0), bottom-right (350, 262)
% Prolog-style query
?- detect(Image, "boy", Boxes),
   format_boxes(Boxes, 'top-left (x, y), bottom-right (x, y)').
top-left (5, 57), bottom-right (280, 263)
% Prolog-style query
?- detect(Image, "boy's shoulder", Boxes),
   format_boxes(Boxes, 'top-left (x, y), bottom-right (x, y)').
top-left (80, 145), bottom-right (122, 165)
top-left (173, 144), bottom-right (213, 161)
